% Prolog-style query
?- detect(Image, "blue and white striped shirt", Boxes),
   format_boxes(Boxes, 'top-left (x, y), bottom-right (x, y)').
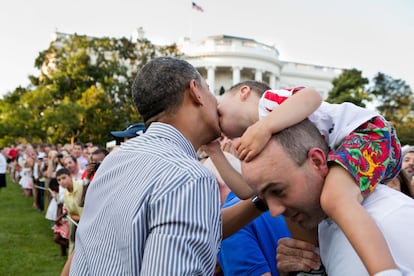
top-left (70, 123), bottom-right (221, 275)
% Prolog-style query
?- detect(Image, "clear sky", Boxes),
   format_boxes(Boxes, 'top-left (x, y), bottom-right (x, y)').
top-left (1, 0), bottom-right (413, 97)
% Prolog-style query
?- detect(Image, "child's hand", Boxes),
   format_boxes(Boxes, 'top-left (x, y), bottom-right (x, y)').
top-left (220, 136), bottom-right (237, 156)
top-left (70, 214), bottom-right (81, 223)
top-left (201, 139), bottom-right (222, 157)
top-left (236, 121), bottom-right (272, 161)
top-left (49, 188), bottom-right (56, 197)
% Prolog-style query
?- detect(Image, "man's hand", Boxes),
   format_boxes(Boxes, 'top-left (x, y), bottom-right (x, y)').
top-left (277, 238), bottom-right (322, 273)
top-left (85, 162), bottom-right (97, 179)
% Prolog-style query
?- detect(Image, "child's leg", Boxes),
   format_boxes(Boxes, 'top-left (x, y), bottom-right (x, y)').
top-left (32, 185), bottom-right (39, 208)
top-left (320, 164), bottom-right (397, 275)
top-left (54, 233), bottom-right (68, 256)
top-left (23, 188), bottom-right (31, 197)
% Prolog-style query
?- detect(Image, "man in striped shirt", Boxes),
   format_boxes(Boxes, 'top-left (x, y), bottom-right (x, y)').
top-left (70, 57), bottom-right (222, 275)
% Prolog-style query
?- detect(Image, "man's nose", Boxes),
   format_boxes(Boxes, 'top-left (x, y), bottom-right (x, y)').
top-left (268, 201), bottom-right (286, 217)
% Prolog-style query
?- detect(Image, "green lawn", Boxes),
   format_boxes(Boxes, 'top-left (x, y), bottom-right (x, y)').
top-left (0, 175), bottom-right (66, 275)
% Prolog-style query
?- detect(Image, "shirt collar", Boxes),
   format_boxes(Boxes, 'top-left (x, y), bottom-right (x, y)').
top-left (145, 122), bottom-right (198, 160)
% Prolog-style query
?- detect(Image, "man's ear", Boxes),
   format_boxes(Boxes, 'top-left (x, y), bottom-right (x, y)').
top-left (239, 85), bottom-right (252, 101)
top-left (188, 79), bottom-right (203, 105)
top-left (308, 147), bottom-right (329, 176)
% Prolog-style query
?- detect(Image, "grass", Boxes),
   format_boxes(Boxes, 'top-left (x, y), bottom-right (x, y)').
top-left (0, 175), bottom-right (67, 275)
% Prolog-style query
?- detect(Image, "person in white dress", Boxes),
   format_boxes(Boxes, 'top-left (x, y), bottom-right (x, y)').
top-left (19, 157), bottom-right (34, 197)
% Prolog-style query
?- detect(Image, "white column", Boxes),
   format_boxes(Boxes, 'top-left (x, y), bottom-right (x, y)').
top-left (232, 66), bottom-right (241, 85)
top-left (255, 69), bottom-right (263, 82)
top-left (269, 73), bottom-right (276, 89)
top-left (207, 66), bottom-right (216, 94)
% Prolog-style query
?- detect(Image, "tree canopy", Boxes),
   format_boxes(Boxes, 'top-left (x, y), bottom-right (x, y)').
top-left (1, 34), bottom-right (413, 147)
top-left (326, 68), bottom-right (370, 107)
top-left (0, 33), bottom-right (180, 146)
top-left (327, 69), bottom-right (414, 145)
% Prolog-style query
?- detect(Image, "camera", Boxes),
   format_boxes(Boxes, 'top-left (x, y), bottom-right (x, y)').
top-left (91, 162), bottom-right (101, 172)
top-left (56, 153), bottom-right (64, 158)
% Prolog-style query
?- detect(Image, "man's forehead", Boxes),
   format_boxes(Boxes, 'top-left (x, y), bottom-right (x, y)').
top-left (404, 152), bottom-right (414, 158)
top-left (242, 148), bottom-right (285, 178)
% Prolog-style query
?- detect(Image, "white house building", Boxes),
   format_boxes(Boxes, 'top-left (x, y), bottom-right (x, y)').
top-left (179, 35), bottom-right (343, 98)
top-left (48, 31), bottom-right (342, 99)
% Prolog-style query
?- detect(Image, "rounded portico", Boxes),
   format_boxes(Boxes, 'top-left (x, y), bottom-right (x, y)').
top-left (180, 35), bottom-right (282, 95)
top-left (179, 35), bottom-right (342, 98)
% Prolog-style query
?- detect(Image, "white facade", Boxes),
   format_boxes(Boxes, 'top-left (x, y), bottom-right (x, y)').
top-left (179, 35), bottom-right (342, 99)
top-left (48, 32), bottom-right (342, 99)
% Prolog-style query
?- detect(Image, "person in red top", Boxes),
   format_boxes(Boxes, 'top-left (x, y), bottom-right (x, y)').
top-left (78, 148), bottom-right (109, 207)
top-left (7, 145), bottom-right (18, 182)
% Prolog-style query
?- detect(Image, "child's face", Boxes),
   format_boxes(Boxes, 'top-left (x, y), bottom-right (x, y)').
top-left (218, 90), bottom-right (255, 138)
top-left (56, 174), bottom-right (72, 189)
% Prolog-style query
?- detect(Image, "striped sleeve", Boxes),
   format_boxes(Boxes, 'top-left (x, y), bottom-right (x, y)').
top-left (258, 86), bottom-right (305, 119)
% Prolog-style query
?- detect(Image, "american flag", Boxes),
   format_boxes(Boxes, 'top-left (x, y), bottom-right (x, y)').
top-left (192, 2), bottom-right (204, 12)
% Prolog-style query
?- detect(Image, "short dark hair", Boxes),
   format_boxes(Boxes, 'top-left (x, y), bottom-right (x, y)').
top-left (93, 148), bottom-right (109, 156)
top-left (74, 142), bottom-right (84, 148)
top-left (273, 119), bottom-right (329, 166)
top-left (132, 57), bottom-right (201, 123)
top-left (56, 168), bottom-right (71, 177)
top-left (228, 81), bottom-right (270, 97)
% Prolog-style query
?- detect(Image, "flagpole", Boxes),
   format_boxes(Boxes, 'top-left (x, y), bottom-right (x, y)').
top-left (189, 2), bottom-right (204, 40)
top-left (188, 2), bottom-right (193, 39)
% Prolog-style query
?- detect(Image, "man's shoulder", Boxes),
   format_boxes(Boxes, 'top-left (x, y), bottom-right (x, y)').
top-left (365, 185), bottom-right (414, 206)
top-left (73, 180), bottom-right (83, 190)
top-left (363, 185), bottom-right (414, 220)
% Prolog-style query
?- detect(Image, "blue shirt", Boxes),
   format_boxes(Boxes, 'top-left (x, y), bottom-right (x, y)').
top-left (218, 192), bottom-right (291, 276)
top-left (70, 123), bottom-right (221, 275)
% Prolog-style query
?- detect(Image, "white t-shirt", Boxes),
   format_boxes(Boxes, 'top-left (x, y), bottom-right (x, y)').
top-left (319, 185), bottom-right (414, 275)
top-left (0, 153), bottom-right (6, 174)
top-left (258, 88), bottom-right (379, 150)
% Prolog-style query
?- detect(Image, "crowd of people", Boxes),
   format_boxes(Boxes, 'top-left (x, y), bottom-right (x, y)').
top-left (1, 123), bottom-right (142, 260)
top-left (1, 56), bottom-right (414, 275)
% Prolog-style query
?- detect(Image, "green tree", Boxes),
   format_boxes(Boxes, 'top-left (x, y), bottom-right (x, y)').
top-left (395, 118), bottom-right (414, 146)
top-left (0, 33), bottom-right (180, 146)
top-left (326, 68), bottom-right (370, 107)
top-left (368, 72), bottom-right (414, 145)
top-left (369, 72), bottom-right (413, 124)
top-left (0, 87), bottom-right (34, 144)
top-left (219, 86), bottom-right (225, 95)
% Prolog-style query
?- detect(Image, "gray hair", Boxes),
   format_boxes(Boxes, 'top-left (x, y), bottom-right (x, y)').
top-left (273, 119), bottom-right (329, 166)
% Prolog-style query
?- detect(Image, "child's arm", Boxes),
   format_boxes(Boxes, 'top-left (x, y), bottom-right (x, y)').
top-left (55, 210), bottom-right (68, 224)
top-left (320, 165), bottom-right (398, 275)
top-left (237, 87), bottom-right (322, 161)
top-left (203, 141), bottom-right (254, 199)
top-left (48, 188), bottom-right (57, 201)
top-left (68, 213), bottom-right (81, 223)
top-left (221, 198), bottom-right (263, 238)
